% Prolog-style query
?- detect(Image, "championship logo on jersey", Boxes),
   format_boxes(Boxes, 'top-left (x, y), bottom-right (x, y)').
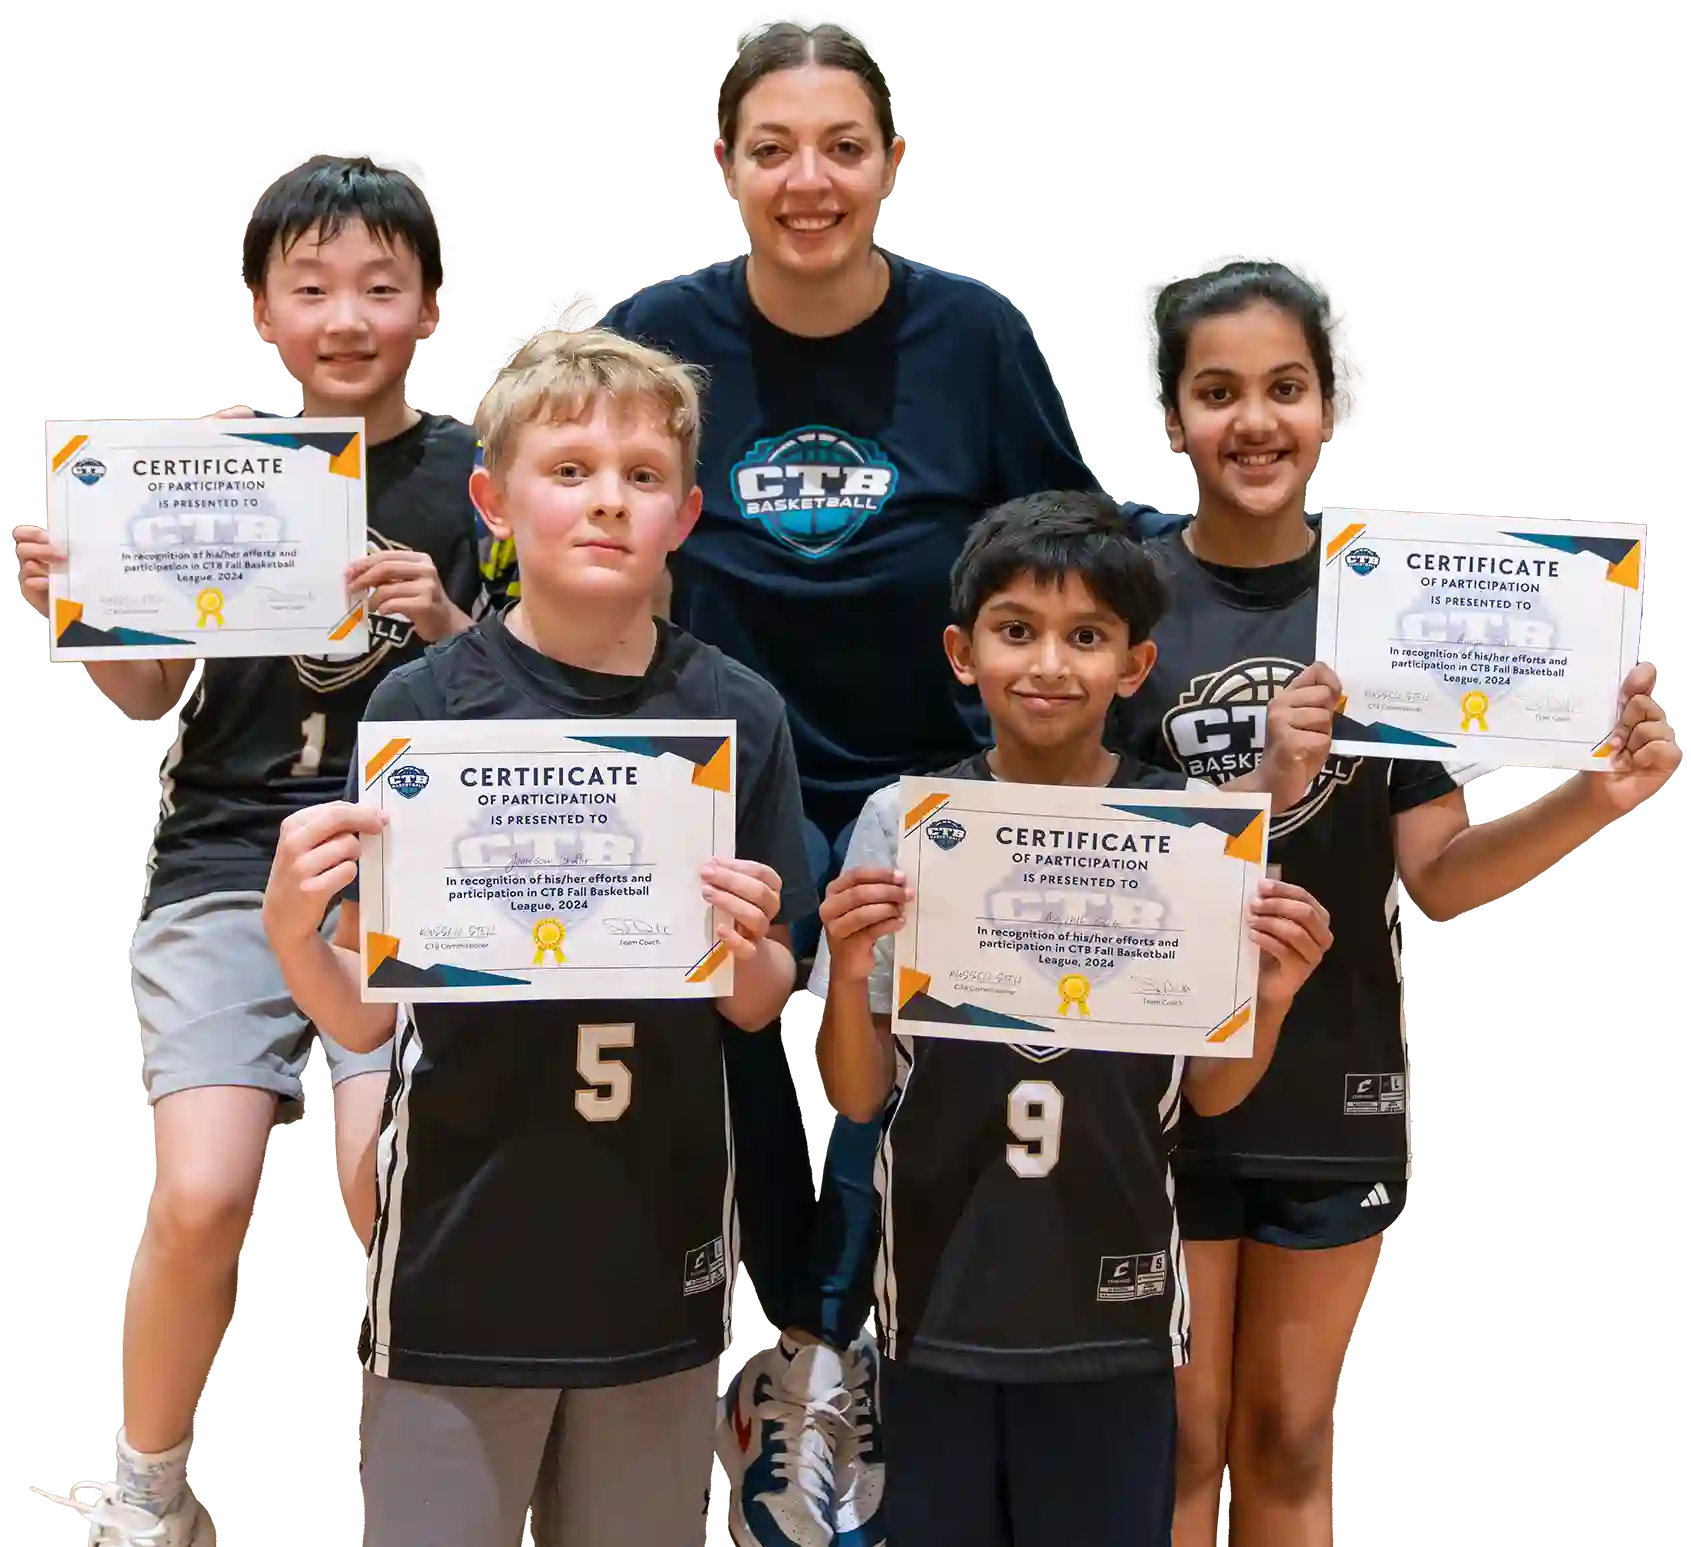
top-left (730, 424), bottom-right (899, 558)
top-left (1161, 656), bottom-right (1361, 838)
top-left (293, 527), bottom-right (416, 693)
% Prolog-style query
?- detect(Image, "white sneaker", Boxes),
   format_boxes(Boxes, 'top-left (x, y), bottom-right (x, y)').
top-left (832, 1332), bottom-right (886, 1547)
top-left (717, 1339), bottom-right (851, 1547)
top-left (31, 1480), bottom-right (215, 1546)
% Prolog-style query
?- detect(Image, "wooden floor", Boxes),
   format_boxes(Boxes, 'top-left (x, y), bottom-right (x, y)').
top-left (46, 1115), bottom-right (1670, 1547)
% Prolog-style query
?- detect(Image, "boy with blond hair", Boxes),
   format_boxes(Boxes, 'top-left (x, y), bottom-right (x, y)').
top-left (262, 327), bottom-right (815, 1547)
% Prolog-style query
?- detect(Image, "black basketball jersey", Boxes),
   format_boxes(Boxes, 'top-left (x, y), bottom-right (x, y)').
top-left (821, 751), bottom-right (1193, 1383)
top-left (1110, 523), bottom-right (1466, 1182)
top-left (143, 414), bottom-right (511, 913)
top-left (354, 610), bottom-right (815, 1388)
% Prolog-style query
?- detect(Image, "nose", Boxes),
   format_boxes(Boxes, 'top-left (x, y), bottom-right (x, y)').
top-left (586, 466), bottom-right (629, 520)
top-left (1033, 631), bottom-right (1069, 680)
top-left (1236, 387), bottom-right (1275, 437)
top-left (324, 289), bottom-right (366, 335)
top-left (787, 145), bottom-right (828, 192)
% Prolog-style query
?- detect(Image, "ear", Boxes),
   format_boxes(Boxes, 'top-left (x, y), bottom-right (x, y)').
top-left (251, 285), bottom-right (276, 345)
top-left (882, 135), bottom-right (907, 197)
top-left (943, 622), bottom-right (978, 687)
top-left (669, 484), bottom-right (705, 551)
top-left (1116, 638), bottom-right (1159, 700)
top-left (1164, 405), bottom-right (1186, 455)
top-left (469, 465), bottom-right (509, 539)
top-left (715, 140), bottom-right (736, 197)
top-left (1320, 396), bottom-right (1335, 444)
top-left (417, 289), bottom-right (441, 342)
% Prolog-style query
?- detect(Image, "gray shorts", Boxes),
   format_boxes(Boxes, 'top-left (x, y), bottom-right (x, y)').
top-left (359, 1362), bottom-right (716, 1547)
top-left (131, 890), bottom-right (393, 1123)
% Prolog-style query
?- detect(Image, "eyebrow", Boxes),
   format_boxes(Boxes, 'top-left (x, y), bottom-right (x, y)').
top-left (1191, 360), bottom-right (1311, 378)
top-left (745, 119), bottom-right (869, 138)
top-left (980, 598), bottom-right (1113, 623)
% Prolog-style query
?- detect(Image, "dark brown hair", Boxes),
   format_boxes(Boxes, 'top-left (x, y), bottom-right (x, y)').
top-left (717, 22), bottom-right (896, 151)
top-left (1154, 260), bottom-right (1338, 411)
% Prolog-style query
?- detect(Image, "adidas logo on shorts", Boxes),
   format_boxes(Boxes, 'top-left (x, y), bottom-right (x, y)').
top-left (1360, 1184), bottom-right (1392, 1209)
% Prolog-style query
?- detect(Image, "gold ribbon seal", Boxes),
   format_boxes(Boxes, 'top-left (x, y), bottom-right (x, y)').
top-left (195, 587), bottom-right (226, 627)
top-left (531, 917), bottom-right (567, 965)
top-left (1460, 690), bottom-right (1489, 731)
top-left (1057, 973), bottom-right (1092, 1017)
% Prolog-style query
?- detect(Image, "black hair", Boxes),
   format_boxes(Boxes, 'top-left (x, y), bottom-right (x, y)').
top-left (1154, 260), bottom-right (1337, 411)
top-left (718, 22), bottom-right (896, 151)
top-left (950, 491), bottom-right (1167, 645)
top-left (242, 155), bottom-right (443, 293)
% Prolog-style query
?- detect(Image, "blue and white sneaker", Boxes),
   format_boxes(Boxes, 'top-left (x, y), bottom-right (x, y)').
top-left (831, 1331), bottom-right (885, 1547)
top-left (717, 1338), bottom-right (851, 1547)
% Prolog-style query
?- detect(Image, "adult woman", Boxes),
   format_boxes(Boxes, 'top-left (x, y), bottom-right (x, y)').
top-left (601, 22), bottom-right (1124, 1547)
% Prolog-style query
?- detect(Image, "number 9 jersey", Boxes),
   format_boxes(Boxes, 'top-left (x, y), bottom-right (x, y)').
top-left (809, 752), bottom-right (1195, 1383)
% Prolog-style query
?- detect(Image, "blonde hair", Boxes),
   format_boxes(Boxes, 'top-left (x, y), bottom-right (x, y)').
top-left (475, 327), bottom-right (703, 483)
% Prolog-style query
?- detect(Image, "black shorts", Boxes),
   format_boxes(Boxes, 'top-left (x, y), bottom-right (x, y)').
top-left (1176, 1174), bottom-right (1406, 1250)
top-left (879, 1358), bottom-right (1175, 1547)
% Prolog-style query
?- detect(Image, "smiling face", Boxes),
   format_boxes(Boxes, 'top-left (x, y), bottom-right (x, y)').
top-left (717, 63), bottom-right (903, 284)
top-left (471, 395), bottom-right (701, 609)
top-left (945, 570), bottom-right (1157, 759)
top-left (252, 219), bottom-right (437, 411)
top-left (1166, 300), bottom-right (1334, 523)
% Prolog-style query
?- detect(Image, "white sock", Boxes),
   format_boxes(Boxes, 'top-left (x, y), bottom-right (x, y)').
top-left (115, 1429), bottom-right (190, 1517)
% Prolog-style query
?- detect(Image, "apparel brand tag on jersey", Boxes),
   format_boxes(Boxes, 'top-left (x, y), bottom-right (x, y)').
top-left (682, 1236), bottom-right (727, 1297)
top-left (1344, 1072), bottom-right (1406, 1115)
top-left (1096, 1252), bottom-right (1169, 1303)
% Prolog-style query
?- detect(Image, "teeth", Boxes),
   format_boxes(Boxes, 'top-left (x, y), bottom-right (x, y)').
top-left (1234, 453), bottom-right (1281, 467)
top-left (782, 215), bottom-right (839, 231)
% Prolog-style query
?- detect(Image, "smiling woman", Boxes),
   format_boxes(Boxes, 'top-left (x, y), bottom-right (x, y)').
top-left (596, 22), bottom-right (1130, 1546)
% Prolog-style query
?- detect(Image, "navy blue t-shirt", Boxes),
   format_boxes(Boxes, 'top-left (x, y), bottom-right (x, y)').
top-left (603, 253), bottom-right (1112, 839)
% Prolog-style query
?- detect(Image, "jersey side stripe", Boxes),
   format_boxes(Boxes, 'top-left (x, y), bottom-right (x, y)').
top-left (719, 1056), bottom-right (738, 1345)
top-left (1386, 874), bottom-right (1413, 1179)
top-left (1165, 1164), bottom-right (1190, 1365)
top-left (1159, 1057), bottom-right (1190, 1362)
top-left (365, 1008), bottom-right (419, 1377)
top-left (874, 1037), bottom-right (915, 1358)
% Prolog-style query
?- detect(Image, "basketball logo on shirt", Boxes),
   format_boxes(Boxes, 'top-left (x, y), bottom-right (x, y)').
top-left (730, 425), bottom-right (899, 558)
top-left (293, 527), bottom-right (416, 693)
top-left (1161, 657), bottom-right (1361, 838)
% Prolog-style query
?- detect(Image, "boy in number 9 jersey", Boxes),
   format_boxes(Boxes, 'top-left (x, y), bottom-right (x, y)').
top-left (810, 493), bottom-right (1334, 1547)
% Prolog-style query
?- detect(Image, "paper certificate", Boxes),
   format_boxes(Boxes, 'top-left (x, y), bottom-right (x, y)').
top-left (358, 720), bottom-right (737, 1003)
top-left (1315, 508), bottom-right (1645, 770)
top-left (45, 418), bottom-right (369, 660)
top-left (892, 778), bottom-right (1269, 1057)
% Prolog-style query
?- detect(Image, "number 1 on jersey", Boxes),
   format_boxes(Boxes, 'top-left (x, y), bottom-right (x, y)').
top-left (289, 711), bottom-right (327, 777)
top-left (1006, 1080), bottom-right (1064, 1178)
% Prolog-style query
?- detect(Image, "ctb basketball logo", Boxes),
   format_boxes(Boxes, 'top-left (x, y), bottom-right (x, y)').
top-left (71, 457), bottom-right (107, 485)
top-left (387, 765), bottom-right (430, 800)
top-left (1345, 546), bottom-right (1381, 576)
top-left (730, 425), bottom-right (899, 558)
top-left (925, 817), bottom-right (966, 850)
top-left (1161, 656), bottom-right (1360, 838)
